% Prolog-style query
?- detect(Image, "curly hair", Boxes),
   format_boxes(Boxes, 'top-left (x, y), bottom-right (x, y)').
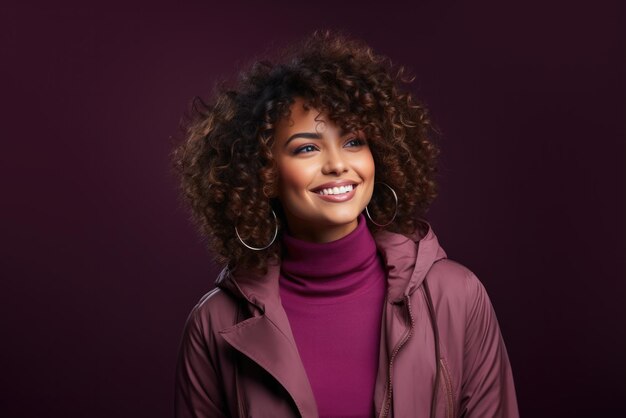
top-left (171, 29), bottom-right (440, 275)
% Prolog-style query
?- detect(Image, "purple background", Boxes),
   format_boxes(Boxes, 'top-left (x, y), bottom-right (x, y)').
top-left (2, 1), bottom-right (624, 417)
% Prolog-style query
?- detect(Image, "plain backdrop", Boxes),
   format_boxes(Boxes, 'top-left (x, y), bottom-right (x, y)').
top-left (1, 1), bottom-right (624, 417)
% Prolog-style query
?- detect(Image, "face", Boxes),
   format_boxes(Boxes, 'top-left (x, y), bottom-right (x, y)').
top-left (270, 98), bottom-right (375, 243)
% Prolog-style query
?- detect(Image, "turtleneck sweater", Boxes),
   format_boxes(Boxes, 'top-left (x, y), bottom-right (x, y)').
top-left (278, 213), bottom-right (386, 418)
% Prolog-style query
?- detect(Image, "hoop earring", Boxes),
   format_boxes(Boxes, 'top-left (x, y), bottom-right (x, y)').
top-left (234, 209), bottom-right (279, 251)
top-left (365, 182), bottom-right (398, 227)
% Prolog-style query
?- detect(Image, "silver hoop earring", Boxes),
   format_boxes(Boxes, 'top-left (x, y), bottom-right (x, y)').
top-left (234, 209), bottom-right (279, 251)
top-left (365, 182), bottom-right (398, 227)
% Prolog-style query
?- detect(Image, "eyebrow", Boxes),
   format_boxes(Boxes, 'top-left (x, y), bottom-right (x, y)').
top-left (284, 129), bottom-right (347, 148)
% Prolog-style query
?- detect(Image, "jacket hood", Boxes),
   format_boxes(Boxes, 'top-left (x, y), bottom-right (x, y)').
top-left (216, 219), bottom-right (447, 311)
top-left (372, 220), bottom-right (447, 303)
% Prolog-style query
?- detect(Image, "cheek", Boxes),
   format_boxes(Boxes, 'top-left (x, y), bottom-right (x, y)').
top-left (358, 153), bottom-right (376, 198)
top-left (356, 151), bottom-right (376, 179)
top-left (276, 161), bottom-right (311, 194)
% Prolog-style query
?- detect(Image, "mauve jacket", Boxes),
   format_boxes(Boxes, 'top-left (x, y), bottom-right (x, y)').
top-left (174, 221), bottom-right (519, 417)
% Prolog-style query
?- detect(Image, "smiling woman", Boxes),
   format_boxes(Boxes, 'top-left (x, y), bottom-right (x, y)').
top-left (171, 29), bottom-right (519, 418)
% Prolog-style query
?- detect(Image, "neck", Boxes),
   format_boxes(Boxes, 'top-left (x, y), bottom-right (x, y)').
top-left (279, 213), bottom-right (383, 301)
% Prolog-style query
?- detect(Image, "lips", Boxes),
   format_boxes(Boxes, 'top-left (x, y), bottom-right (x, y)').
top-left (310, 181), bottom-right (359, 193)
top-left (314, 184), bottom-right (358, 202)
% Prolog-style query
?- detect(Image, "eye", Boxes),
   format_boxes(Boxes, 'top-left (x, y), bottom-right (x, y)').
top-left (345, 137), bottom-right (366, 147)
top-left (293, 144), bottom-right (319, 155)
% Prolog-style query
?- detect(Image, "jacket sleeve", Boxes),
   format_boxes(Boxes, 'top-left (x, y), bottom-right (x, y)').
top-left (174, 304), bottom-right (229, 418)
top-left (459, 273), bottom-right (519, 418)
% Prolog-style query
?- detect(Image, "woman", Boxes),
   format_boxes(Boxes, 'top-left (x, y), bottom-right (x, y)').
top-left (172, 30), bottom-right (519, 418)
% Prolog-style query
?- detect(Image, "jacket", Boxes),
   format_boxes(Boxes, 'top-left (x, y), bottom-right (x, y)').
top-left (174, 221), bottom-right (519, 417)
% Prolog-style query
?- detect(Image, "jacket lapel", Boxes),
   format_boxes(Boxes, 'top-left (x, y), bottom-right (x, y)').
top-left (216, 263), bottom-right (318, 418)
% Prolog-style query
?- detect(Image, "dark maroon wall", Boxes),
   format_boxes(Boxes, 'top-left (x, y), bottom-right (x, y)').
top-left (1, 1), bottom-right (624, 417)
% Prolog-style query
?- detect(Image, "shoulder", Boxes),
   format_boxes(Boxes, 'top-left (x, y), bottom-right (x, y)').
top-left (422, 258), bottom-right (492, 321)
top-left (184, 286), bottom-right (239, 341)
top-left (426, 258), bottom-right (485, 297)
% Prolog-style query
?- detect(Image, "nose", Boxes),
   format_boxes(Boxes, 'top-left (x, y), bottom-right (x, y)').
top-left (321, 144), bottom-right (349, 175)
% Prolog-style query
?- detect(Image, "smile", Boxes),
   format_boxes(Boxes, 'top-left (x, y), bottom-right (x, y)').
top-left (312, 184), bottom-right (358, 202)
top-left (316, 184), bottom-right (356, 195)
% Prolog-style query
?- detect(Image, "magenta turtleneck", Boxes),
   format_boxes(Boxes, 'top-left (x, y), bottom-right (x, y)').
top-left (278, 213), bottom-right (386, 418)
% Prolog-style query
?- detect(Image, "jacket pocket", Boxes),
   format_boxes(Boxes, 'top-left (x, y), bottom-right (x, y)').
top-left (439, 358), bottom-right (455, 418)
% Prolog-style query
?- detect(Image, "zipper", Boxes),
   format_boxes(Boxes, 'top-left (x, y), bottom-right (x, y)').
top-left (439, 358), bottom-right (454, 418)
top-left (378, 294), bottom-right (415, 418)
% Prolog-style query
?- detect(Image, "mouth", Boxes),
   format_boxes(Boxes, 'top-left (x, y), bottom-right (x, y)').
top-left (311, 183), bottom-right (359, 196)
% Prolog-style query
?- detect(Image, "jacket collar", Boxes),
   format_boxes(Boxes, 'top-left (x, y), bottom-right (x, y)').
top-left (216, 219), bottom-right (446, 308)
top-left (215, 219), bottom-right (446, 417)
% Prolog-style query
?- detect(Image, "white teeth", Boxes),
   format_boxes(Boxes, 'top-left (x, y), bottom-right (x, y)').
top-left (317, 184), bottom-right (354, 195)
